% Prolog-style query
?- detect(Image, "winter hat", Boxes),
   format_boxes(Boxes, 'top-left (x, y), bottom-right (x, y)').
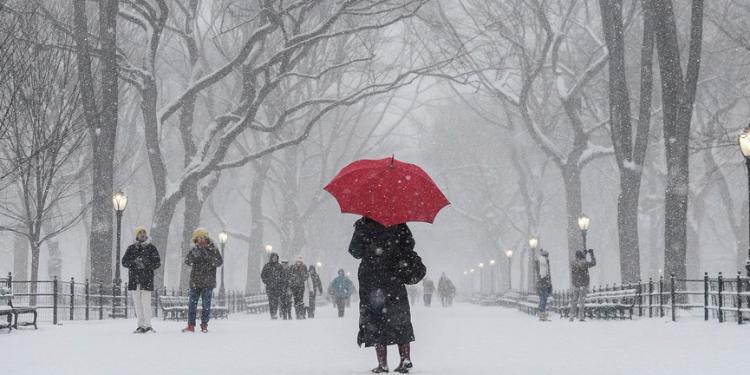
top-left (134, 226), bottom-right (148, 239)
top-left (192, 228), bottom-right (210, 243)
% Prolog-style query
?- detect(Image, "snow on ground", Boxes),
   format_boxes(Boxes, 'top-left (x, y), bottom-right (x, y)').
top-left (3, 303), bottom-right (747, 375)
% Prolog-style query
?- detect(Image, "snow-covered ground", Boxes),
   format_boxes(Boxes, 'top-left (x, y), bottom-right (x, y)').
top-left (4, 303), bottom-right (746, 374)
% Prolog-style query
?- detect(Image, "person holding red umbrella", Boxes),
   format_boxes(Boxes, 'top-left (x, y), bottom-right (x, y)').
top-left (326, 157), bottom-right (448, 374)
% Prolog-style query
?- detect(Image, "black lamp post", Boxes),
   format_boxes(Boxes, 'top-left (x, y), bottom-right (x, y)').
top-left (112, 191), bottom-right (127, 318)
top-left (577, 214), bottom-right (590, 251)
top-left (738, 127), bottom-right (750, 272)
top-left (218, 231), bottom-right (228, 305)
top-left (505, 250), bottom-right (513, 291)
top-left (478, 262), bottom-right (485, 294)
top-left (528, 237), bottom-right (539, 292)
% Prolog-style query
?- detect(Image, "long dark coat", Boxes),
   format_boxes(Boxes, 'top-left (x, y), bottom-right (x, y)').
top-left (261, 253), bottom-right (284, 292)
top-left (348, 217), bottom-right (426, 347)
top-left (184, 241), bottom-right (223, 289)
top-left (121, 241), bottom-right (161, 291)
top-left (288, 263), bottom-right (309, 291)
top-left (571, 252), bottom-right (596, 288)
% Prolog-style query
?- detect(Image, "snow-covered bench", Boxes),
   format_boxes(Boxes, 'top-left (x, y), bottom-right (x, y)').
top-left (0, 287), bottom-right (38, 330)
top-left (583, 288), bottom-right (638, 320)
top-left (158, 295), bottom-right (228, 320)
top-left (244, 294), bottom-right (269, 314)
top-left (0, 289), bottom-right (12, 332)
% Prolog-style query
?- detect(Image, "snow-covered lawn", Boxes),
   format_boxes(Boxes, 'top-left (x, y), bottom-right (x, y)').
top-left (4, 303), bottom-right (746, 374)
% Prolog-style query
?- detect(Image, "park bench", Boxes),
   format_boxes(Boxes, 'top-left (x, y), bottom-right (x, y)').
top-left (497, 291), bottom-right (520, 308)
top-left (583, 288), bottom-right (638, 320)
top-left (516, 294), bottom-right (540, 315)
top-left (1, 288), bottom-right (12, 332)
top-left (244, 294), bottom-right (269, 314)
top-left (159, 295), bottom-right (228, 320)
top-left (0, 287), bottom-right (38, 330)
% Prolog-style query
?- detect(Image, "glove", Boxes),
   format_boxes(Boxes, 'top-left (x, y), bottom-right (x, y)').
top-left (134, 257), bottom-right (145, 269)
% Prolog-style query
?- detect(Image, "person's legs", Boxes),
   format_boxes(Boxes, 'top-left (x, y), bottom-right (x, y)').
top-left (292, 288), bottom-right (305, 319)
top-left (576, 287), bottom-right (587, 320)
top-left (141, 290), bottom-right (153, 328)
top-left (569, 287), bottom-right (579, 321)
top-left (187, 288), bottom-right (200, 327)
top-left (268, 291), bottom-right (279, 318)
top-left (200, 288), bottom-right (213, 326)
top-left (336, 298), bottom-right (346, 317)
top-left (395, 343), bottom-right (412, 372)
top-left (308, 292), bottom-right (316, 318)
top-left (374, 344), bottom-right (388, 372)
top-left (133, 288), bottom-right (145, 329)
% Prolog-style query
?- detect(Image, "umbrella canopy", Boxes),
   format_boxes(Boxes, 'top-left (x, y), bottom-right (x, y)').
top-left (324, 157), bottom-right (449, 227)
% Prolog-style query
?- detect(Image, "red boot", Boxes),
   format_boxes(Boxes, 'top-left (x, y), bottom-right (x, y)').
top-left (182, 324), bottom-right (195, 333)
top-left (200, 323), bottom-right (208, 333)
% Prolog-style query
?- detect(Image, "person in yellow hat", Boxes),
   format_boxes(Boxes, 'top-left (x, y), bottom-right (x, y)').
top-left (121, 226), bottom-right (161, 333)
top-left (182, 228), bottom-right (223, 333)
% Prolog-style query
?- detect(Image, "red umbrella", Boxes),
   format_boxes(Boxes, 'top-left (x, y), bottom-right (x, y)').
top-left (324, 156), bottom-right (449, 227)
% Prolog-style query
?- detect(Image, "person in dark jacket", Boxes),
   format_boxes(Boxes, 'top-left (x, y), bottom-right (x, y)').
top-left (307, 265), bottom-right (323, 318)
top-left (261, 252), bottom-right (284, 319)
top-left (569, 249), bottom-right (596, 322)
top-left (535, 249), bottom-right (552, 321)
top-left (182, 228), bottom-right (223, 333)
top-left (289, 256), bottom-right (309, 319)
top-left (121, 226), bottom-right (161, 333)
top-left (437, 273), bottom-right (451, 307)
top-left (279, 260), bottom-right (293, 320)
top-left (328, 269), bottom-right (354, 317)
top-left (349, 217), bottom-right (426, 374)
top-left (422, 278), bottom-right (435, 307)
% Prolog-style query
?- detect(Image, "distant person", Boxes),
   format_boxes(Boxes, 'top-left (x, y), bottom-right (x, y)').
top-left (289, 257), bottom-right (309, 319)
top-left (569, 249), bottom-right (596, 322)
top-left (446, 279), bottom-right (456, 306)
top-left (279, 260), bottom-right (293, 320)
top-left (121, 226), bottom-right (161, 333)
top-left (535, 249), bottom-right (552, 321)
top-left (328, 269), bottom-right (354, 317)
top-left (182, 228), bottom-right (223, 333)
top-left (407, 285), bottom-right (419, 306)
top-left (422, 278), bottom-right (435, 307)
top-left (438, 273), bottom-right (451, 307)
top-left (306, 265), bottom-right (324, 318)
top-left (349, 217), bottom-right (426, 374)
top-left (261, 252), bottom-right (284, 319)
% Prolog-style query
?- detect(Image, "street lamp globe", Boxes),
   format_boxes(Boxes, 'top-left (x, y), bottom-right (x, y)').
top-left (528, 237), bottom-right (539, 250)
top-left (463, 270), bottom-right (468, 275)
top-left (264, 244), bottom-right (273, 253)
top-left (112, 191), bottom-right (127, 212)
top-left (478, 262), bottom-right (484, 268)
top-left (218, 231), bottom-right (228, 245)
top-left (469, 269), bottom-right (475, 273)
top-left (316, 261), bottom-right (322, 268)
top-left (505, 250), bottom-right (513, 258)
top-left (489, 259), bottom-right (496, 266)
top-left (739, 127), bottom-right (750, 157)
top-left (577, 214), bottom-right (590, 231)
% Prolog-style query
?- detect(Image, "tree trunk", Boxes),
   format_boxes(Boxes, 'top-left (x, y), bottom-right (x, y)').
top-left (13, 233), bottom-right (28, 279)
top-left (179, 181), bottom-right (201, 291)
top-left (30, 240), bottom-right (40, 306)
top-left (151, 200), bottom-right (179, 289)
top-left (562, 162), bottom-right (584, 277)
top-left (246, 159), bottom-right (270, 294)
top-left (646, 0), bottom-right (703, 281)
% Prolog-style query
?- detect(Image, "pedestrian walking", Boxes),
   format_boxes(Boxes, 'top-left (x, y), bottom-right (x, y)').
top-left (438, 273), bottom-right (450, 307)
top-left (407, 285), bottom-right (419, 306)
top-left (121, 226), bottom-right (161, 333)
top-left (535, 249), bottom-right (552, 321)
top-left (349, 217), bottom-right (426, 374)
top-left (569, 249), bottom-right (596, 322)
top-left (307, 265), bottom-right (323, 318)
top-left (261, 252), bottom-right (284, 320)
top-left (328, 269), bottom-right (354, 317)
top-left (446, 279), bottom-right (456, 306)
top-left (422, 278), bottom-right (435, 307)
top-left (182, 228), bottom-right (223, 333)
top-left (289, 257), bottom-right (309, 319)
top-left (279, 260), bottom-right (293, 320)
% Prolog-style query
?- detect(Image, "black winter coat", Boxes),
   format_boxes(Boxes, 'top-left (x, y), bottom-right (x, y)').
top-left (121, 242), bottom-right (161, 291)
top-left (535, 257), bottom-right (552, 294)
top-left (289, 263), bottom-right (309, 291)
top-left (349, 217), bottom-right (426, 347)
top-left (184, 242), bottom-right (223, 289)
top-left (310, 272), bottom-right (323, 295)
top-left (571, 252), bottom-right (596, 288)
top-left (261, 256), bottom-right (285, 293)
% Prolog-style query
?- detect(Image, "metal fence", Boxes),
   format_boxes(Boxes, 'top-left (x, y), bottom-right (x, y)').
top-left (2, 273), bottom-right (250, 325)
top-left (473, 271), bottom-right (750, 324)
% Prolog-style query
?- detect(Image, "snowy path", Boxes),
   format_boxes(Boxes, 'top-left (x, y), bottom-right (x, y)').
top-left (4, 303), bottom-right (746, 374)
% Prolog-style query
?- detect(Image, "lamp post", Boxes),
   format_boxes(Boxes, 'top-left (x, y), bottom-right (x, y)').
top-left (112, 191), bottom-right (127, 318)
top-left (738, 127), bottom-right (750, 269)
top-left (489, 259), bottom-right (496, 294)
top-left (469, 268), bottom-right (475, 294)
top-left (528, 237), bottom-right (539, 292)
top-left (577, 214), bottom-right (590, 251)
top-left (218, 231), bottom-right (228, 305)
top-left (505, 250), bottom-right (513, 291)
